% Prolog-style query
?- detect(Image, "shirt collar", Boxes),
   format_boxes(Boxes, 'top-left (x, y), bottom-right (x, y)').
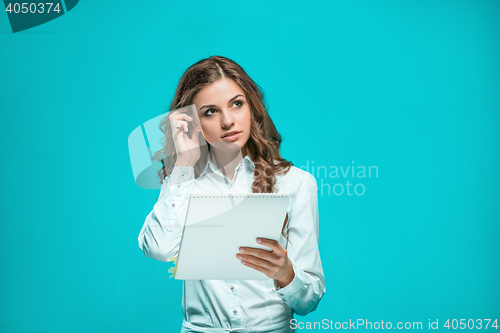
top-left (199, 147), bottom-right (255, 178)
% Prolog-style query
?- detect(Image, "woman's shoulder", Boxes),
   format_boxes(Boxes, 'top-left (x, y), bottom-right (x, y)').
top-left (276, 165), bottom-right (317, 194)
top-left (280, 164), bottom-right (316, 182)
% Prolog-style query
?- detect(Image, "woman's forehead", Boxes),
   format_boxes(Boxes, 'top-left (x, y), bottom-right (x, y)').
top-left (194, 78), bottom-right (246, 106)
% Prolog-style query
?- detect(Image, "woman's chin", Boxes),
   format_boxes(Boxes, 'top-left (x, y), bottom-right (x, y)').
top-left (210, 141), bottom-right (242, 151)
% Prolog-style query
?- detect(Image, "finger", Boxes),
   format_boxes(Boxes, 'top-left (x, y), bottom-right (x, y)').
top-left (244, 254), bottom-right (275, 270)
top-left (169, 109), bottom-right (192, 120)
top-left (239, 247), bottom-right (278, 262)
top-left (239, 257), bottom-right (273, 276)
top-left (168, 109), bottom-right (184, 124)
top-left (173, 119), bottom-right (188, 133)
top-left (168, 109), bottom-right (181, 118)
top-left (170, 113), bottom-right (193, 130)
top-left (256, 238), bottom-right (282, 253)
top-left (176, 113), bottom-right (193, 122)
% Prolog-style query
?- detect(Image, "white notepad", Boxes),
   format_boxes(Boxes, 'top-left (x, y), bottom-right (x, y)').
top-left (174, 193), bottom-right (290, 280)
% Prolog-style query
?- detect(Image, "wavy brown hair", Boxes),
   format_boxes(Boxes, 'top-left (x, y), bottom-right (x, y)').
top-left (153, 55), bottom-right (293, 240)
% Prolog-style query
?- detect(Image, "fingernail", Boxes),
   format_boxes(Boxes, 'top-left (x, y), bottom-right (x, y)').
top-left (256, 238), bottom-right (261, 243)
top-left (236, 254), bottom-right (242, 259)
top-left (239, 248), bottom-right (245, 253)
top-left (187, 115), bottom-right (192, 119)
top-left (241, 261), bottom-right (246, 265)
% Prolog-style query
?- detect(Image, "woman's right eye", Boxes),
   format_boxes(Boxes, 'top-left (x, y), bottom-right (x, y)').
top-left (204, 109), bottom-right (216, 117)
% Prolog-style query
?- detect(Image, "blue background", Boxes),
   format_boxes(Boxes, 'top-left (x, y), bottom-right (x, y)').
top-left (1, 0), bottom-right (499, 332)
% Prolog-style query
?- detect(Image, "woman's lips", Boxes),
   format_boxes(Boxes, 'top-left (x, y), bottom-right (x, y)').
top-left (222, 132), bottom-right (242, 142)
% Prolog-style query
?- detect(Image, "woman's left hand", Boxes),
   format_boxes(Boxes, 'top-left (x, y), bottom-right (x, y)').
top-left (237, 238), bottom-right (295, 288)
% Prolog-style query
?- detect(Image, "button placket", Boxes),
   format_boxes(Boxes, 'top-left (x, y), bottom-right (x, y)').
top-left (233, 165), bottom-right (242, 183)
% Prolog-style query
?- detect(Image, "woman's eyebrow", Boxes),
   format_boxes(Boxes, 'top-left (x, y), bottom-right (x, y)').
top-left (198, 94), bottom-right (245, 112)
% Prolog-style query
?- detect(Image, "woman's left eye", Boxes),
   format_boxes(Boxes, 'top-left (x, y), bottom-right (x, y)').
top-left (233, 100), bottom-right (243, 107)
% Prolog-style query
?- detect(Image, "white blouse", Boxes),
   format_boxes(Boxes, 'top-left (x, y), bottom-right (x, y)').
top-left (138, 149), bottom-right (325, 333)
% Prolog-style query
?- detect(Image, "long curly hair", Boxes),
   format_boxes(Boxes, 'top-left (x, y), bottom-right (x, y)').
top-left (153, 55), bottom-right (293, 240)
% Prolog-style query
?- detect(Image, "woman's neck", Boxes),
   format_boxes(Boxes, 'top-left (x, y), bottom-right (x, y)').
top-left (212, 145), bottom-right (247, 181)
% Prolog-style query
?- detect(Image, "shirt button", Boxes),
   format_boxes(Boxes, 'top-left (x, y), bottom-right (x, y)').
top-left (171, 203), bottom-right (175, 207)
top-left (231, 286), bottom-right (234, 290)
top-left (233, 310), bottom-right (237, 314)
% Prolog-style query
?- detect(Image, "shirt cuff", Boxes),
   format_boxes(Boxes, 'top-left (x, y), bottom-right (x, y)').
top-left (272, 259), bottom-right (306, 305)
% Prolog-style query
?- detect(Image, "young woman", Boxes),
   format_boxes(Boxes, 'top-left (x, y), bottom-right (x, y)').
top-left (138, 56), bottom-right (325, 333)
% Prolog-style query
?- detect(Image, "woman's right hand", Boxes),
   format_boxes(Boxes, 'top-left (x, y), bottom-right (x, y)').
top-left (169, 107), bottom-right (202, 167)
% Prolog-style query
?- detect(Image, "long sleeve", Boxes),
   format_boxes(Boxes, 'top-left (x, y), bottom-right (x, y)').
top-left (138, 165), bottom-right (195, 262)
top-left (272, 172), bottom-right (326, 316)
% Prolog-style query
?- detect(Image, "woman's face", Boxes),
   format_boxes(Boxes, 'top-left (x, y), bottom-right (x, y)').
top-left (193, 78), bottom-right (252, 153)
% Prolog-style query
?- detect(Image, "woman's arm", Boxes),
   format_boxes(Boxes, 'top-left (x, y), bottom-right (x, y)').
top-left (138, 165), bottom-right (195, 262)
top-left (272, 172), bottom-right (326, 316)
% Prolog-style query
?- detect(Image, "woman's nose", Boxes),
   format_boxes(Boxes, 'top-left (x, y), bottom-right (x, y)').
top-left (220, 109), bottom-right (234, 128)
